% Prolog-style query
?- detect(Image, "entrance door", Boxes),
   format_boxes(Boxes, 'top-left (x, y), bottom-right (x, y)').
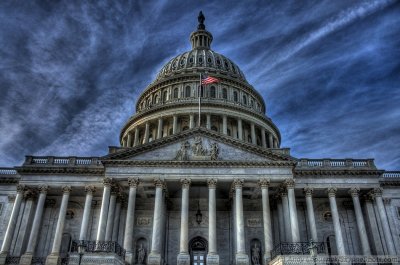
top-left (189, 236), bottom-right (208, 265)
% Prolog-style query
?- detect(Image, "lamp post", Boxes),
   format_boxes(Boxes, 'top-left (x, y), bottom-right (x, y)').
top-left (308, 239), bottom-right (317, 265)
top-left (196, 201), bottom-right (203, 225)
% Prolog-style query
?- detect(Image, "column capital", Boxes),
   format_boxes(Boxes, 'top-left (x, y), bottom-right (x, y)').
top-left (16, 184), bottom-right (25, 193)
top-left (349, 187), bottom-right (360, 198)
top-left (84, 185), bottom-right (96, 194)
top-left (303, 187), bottom-right (314, 197)
top-left (326, 187), bottom-right (337, 197)
top-left (233, 178), bottom-right (244, 189)
top-left (154, 178), bottom-right (165, 188)
top-left (207, 178), bottom-right (217, 189)
top-left (181, 178), bottom-right (191, 189)
top-left (258, 178), bottom-right (270, 189)
top-left (8, 194), bottom-right (16, 202)
top-left (128, 177), bottom-right (139, 188)
top-left (38, 184), bottom-right (49, 194)
top-left (62, 185), bottom-right (72, 194)
top-left (283, 178), bottom-right (295, 189)
top-left (278, 187), bottom-right (288, 197)
top-left (24, 188), bottom-right (37, 200)
top-left (111, 184), bottom-right (121, 195)
top-left (103, 177), bottom-right (113, 187)
top-left (383, 197), bottom-right (391, 205)
top-left (371, 187), bottom-right (383, 197)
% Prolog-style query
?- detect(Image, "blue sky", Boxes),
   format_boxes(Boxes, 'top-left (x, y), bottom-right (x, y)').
top-left (0, 1), bottom-right (399, 170)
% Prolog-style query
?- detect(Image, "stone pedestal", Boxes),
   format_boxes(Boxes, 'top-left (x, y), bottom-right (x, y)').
top-left (19, 253), bottom-right (33, 265)
top-left (177, 253), bottom-right (190, 265)
top-left (125, 252), bottom-right (134, 265)
top-left (45, 254), bottom-right (60, 265)
top-left (206, 253), bottom-right (219, 265)
top-left (147, 252), bottom-right (162, 265)
top-left (263, 253), bottom-right (271, 265)
top-left (235, 253), bottom-right (249, 265)
top-left (0, 253), bottom-right (8, 265)
top-left (68, 253), bottom-right (125, 265)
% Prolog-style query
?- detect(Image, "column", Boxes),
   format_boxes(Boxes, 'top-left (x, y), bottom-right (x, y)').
top-left (273, 138), bottom-right (279, 148)
top-left (372, 188), bottom-right (396, 255)
top-left (0, 184), bottom-right (24, 262)
top-left (105, 187), bottom-right (118, 241)
top-left (268, 133), bottom-right (273, 148)
top-left (46, 186), bottom-right (71, 265)
top-left (207, 179), bottom-right (219, 265)
top-left (173, 115), bottom-right (178, 134)
top-left (259, 178), bottom-right (273, 262)
top-left (280, 189), bottom-right (291, 242)
top-left (79, 185), bottom-right (96, 241)
top-left (157, 118), bottom-right (163, 139)
top-left (233, 179), bottom-right (249, 265)
top-left (97, 178), bottom-right (113, 241)
top-left (276, 197), bottom-right (285, 242)
top-left (222, 115), bottom-right (227, 135)
top-left (250, 123), bottom-right (256, 144)
top-left (261, 128), bottom-right (266, 148)
top-left (285, 179), bottom-right (300, 242)
top-left (237, 119), bottom-right (243, 140)
top-left (124, 177), bottom-right (139, 265)
top-left (304, 187), bottom-right (318, 242)
top-left (127, 133), bottom-right (132, 147)
top-left (144, 122), bottom-right (150, 143)
top-left (189, 114), bottom-right (195, 129)
top-left (206, 114), bottom-right (211, 129)
top-left (327, 187), bottom-right (346, 256)
top-left (112, 196), bottom-right (122, 242)
top-left (148, 179), bottom-right (165, 265)
top-left (20, 185), bottom-right (49, 265)
top-left (363, 195), bottom-right (384, 254)
top-left (133, 127), bottom-right (139, 147)
top-left (349, 188), bottom-right (371, 255)
top-left (177, 179), bottom-right (191, 265)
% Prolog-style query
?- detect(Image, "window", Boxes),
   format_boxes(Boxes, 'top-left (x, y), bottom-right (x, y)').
top-left (233, 91), bottom-right (238, 102)
top-left (185, 86), bottom-right (191, 97)
top-left (243, 95), bottom-right (247, 105)
top-left (163, 90), bottom-right (168, 102)
top-left (173, 87), bottom-right (179, 98)
top-left (210, 86), bottom-right (216, 98)
top-left (211, 126), bottom-right (218, 131)
top-left (0, 203), bottom-right (3, 215)
top-left (154, 94), bottom-right (159, 104)
top-left (222, 88), bottom-right (228, 99)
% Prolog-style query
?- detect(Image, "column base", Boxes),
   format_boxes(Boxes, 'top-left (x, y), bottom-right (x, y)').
top-left (177, 253), bottom-right (190, 265)
top-left (206, 253), bottom-right (219, 265)
top-left (45, 254), bottom-right (60, 265)
top-left (147, 252), bottom-right (162, 265)
top-left (125, 251), bottom-right (134, 265)
top-left (0, 253), bottom-right (8, 265)
top-left (235, 253), bottom-right (249, 265)
top-left (19, 253), bottom-right (33, 265)
top-left (263, 253), bottom-right (271, 265)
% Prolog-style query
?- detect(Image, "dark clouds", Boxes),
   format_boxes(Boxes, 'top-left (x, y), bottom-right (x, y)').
top-left (0, 0), bottom-right (399, 170)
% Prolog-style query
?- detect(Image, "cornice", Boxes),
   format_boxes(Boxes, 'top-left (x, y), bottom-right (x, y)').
top-left (15, 166), bottom-right (104, 175)
top-left (379, 179), bottom-right (400, 186)
top-left (294, 169), bottom-right (384, 177)
top-left (0, 177), bottom-right (19, 184)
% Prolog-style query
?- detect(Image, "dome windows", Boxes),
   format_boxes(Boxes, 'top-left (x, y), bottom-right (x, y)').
top-left (173, 87), bottom-right (179, 98)
top-left (210, 86), bottom-right (216, 98)
top-left (163, 90), bottom-right (168, 103)
top-left (233, 91), bottom-right (238, 102)
top-left (243, 95), bottom-right (247, 105)
top-left (222, 88), bottom-right (228, 99)
top-left (185, 86), bottom-right (191, 97)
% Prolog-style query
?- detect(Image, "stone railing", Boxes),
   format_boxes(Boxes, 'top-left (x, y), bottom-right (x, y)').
top-left (0, 168), bottom-right (17, 175)
top-left (270, 242), bottom-right (325, 260)
top-left (383, 171), bottom-right (400, 178)
top-left (296, 159), bottom-right (375, 169)
top-left (70, 240), bottom-right (126, 259)
top-left (24, 156), bottom-right (101, 167)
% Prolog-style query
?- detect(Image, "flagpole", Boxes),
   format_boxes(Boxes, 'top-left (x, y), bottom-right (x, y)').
top-left (198, 73), bottom-right (201, 127)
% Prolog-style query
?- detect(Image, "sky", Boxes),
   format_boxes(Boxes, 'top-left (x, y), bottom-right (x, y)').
top-left (0, 1), bottom-right (399, 170)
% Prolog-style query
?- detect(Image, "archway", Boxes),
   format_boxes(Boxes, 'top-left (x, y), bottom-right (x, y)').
top-left (189, 236), bottom-right (208, 265)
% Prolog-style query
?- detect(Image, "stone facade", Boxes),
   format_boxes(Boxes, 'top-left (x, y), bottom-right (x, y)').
top-left (0, 12), bottom-right (399, 265)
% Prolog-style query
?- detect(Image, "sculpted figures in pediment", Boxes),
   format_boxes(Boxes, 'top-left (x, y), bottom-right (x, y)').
top-left (192, 136), bottom-right (207, 156)
top-left (175, 141), bottom-right (190, 160)
top-left (175, 137), bottom-right (219, 161)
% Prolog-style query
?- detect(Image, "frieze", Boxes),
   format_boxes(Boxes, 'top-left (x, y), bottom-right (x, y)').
top-left (175, 137), bottom-right (219, 161)
top-left (246, 218), bottom-right (262, 227)
top-left (136, 216), bottom-right (152, 226)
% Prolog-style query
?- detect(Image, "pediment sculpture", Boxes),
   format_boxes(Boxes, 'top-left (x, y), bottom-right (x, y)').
top-left (175, 137), bottom-right (219, 161)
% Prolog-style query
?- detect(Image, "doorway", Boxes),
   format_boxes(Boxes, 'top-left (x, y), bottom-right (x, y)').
top-left (189, 236), bottom-right (208, 265)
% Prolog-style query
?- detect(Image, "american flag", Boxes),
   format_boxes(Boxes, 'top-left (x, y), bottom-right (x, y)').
top-left (201, 75), bottom-right (220, 85)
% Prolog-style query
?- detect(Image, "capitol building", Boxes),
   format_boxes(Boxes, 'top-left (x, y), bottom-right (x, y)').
top-left (0, 12), bottom-right (399, 265)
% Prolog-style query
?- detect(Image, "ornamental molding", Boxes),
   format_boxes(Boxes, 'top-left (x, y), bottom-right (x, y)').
top-left (181, 178), bottom-right (191, 188)
top-left (128, 177), bottom-right (139, 188)
top-left (38, 184), bottom-right (49, 194)
top-left (283, 178), bottom-right (295, 189)
top-left (258, 178), bottom-right (270, 188)
top-left (294, 169), bottom-right (383, 176)
top-left (84, 185), bottom-right (96, 194)
top-left (154, 178), bottom-right (165, 188)
top-left (207, 178), bottom-right (217, 188)
top-left (303, 187), bottom-right (314, 196)
top-left (61, 185), bottom-right (72, 194)
top-left (326, 187), bottom-right (337, 197)
top-left (102, 177), bottom-right (113, 187)
top-left (348, 187), bottom-right (360, 197)
top-left (233, 178), bottom-right (244, 189)
top-left (15, 166), bottom-right (104, 175)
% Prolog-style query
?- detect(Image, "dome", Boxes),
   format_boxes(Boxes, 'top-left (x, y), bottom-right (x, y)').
top-left (155, 49), bottom-right (247, 82)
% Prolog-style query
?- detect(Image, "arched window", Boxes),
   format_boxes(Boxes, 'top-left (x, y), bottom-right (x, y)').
top-left (222, 88), bottom-right (228, 99)
top-left (173, 87), bottom-right (179, 98)
top-left (233, 91), bottom-right (238, 102)
top-left (227, 128), bottom-right (231, 136)
top-left (163, 90), bottom-right (168, 103)
top-left (185, 86), bottom-right (191, 97)
top-left (210, 86), bottom-right (216, 98)
top-left (243, 95), bottom-right (247, 105)
top-left (211, 126), bottom-right (218, 132)
top-left (154, 94), bottom-right (159, 104)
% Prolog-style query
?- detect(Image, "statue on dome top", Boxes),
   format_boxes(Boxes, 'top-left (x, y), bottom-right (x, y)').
top-left (198, 11), bottom-right (205, 30)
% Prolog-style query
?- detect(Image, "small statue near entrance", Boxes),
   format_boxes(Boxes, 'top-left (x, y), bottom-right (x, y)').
top-left (137, 243), bottom-right (146, 264)
top-left (251, 242), bottom-right (261, 265)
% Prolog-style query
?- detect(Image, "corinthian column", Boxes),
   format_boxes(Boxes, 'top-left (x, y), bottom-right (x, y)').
top-left (0, 184), bottom-right (24, 263)
top-left (148, 178), bottom-right (165, 265)
top-left (233, 179), bottom-right (249, 265)
top-left (79, 185), bottom-right (96, 241)
top-left (177, 178), bottom-right (191, 265)
top-left (105, 186), bottom-right (118, 241)
top-left (124, 177), bottom-right (139, 265)
top-left (327, 187), bottom-right (346, 256)
top-left (304, 187), bottom-right (318, 242)
top-left (284, 179), bottom-right (300, 242)
top-left (259, 178), bottom-right (273, 263)
top-left (372, 188), bottom-right (396, 255)
top-left (46, 186), bottom-right (71, 265)
top-left (280, 189), bottom-right (291, 242)
top-left (207, 179), bottom-right (219, 265)
top-left (97, 178), bottom-right (113, 241)
top-left (20, 185), bottom-right (49, 265)
top-left (349, 187), bottom-right (371, 255)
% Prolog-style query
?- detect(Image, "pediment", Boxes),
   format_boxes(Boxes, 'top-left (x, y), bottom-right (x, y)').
top-left (103, 128), bottom-right (296, 164)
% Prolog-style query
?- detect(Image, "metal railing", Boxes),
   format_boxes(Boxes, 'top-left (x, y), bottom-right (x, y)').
top-left (4, 256), bottom-right (20, 265)
top-left (270, 242), bottom-right (325, 260)
top-left (70, 240), bottom-right (126, 259)
top-left (31, 257), bottom-right (46, 265)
